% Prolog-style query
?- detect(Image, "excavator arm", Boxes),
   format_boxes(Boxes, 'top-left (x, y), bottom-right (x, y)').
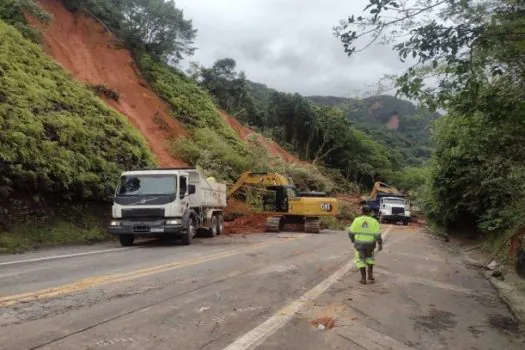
top-left (369, 181), bottom-right (400, 200)
top-left (227, 172), bottom-right (291, 197)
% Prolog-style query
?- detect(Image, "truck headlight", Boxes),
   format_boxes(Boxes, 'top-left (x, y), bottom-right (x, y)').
top-left (165, 219), bottom-right (182, 225)
top-left (110, 220), bottom-right (121, 227)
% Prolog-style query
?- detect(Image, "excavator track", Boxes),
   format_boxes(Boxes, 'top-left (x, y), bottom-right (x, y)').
top-left (265, 216), bottom-right (283, 233)
top-left (304, 218), bottom-right (321, 234)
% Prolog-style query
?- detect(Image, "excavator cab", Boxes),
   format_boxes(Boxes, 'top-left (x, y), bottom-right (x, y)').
top-left (263, 185), bottom-right (298, 212)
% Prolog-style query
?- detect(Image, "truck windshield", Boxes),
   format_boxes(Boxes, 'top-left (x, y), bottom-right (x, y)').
top-left (117, 175), bottom-right (177, 196)
top-left (384, 198), bottom-right (405, 205)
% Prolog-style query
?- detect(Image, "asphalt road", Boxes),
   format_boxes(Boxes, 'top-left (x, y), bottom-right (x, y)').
top-left (0, 225), bottom-right (523, 350)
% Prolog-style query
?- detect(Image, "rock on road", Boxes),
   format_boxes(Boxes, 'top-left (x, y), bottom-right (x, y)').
top-left (0, 225), bottom-right (523, 350)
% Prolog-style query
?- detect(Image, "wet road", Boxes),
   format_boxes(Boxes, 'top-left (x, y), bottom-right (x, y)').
top-left (0, 225), bottom-right (523, 350)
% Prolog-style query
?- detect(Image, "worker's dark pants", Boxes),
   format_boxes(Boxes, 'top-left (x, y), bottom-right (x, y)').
top-left (354, 247), bottom-right (376, 269)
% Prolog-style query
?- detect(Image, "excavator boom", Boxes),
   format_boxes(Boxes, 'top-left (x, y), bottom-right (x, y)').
top-left (227, 171), bottom-right (290, 197)
top-left (369, 181), bottom-right (400, 200)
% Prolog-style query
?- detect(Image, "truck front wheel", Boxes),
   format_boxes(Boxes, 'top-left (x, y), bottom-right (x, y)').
top-left (403, 220), bottom-right (409, 226)
top-left (181, 217), bottom-right (196, 245)
top-left (119, 235), bottom-right (135, 247)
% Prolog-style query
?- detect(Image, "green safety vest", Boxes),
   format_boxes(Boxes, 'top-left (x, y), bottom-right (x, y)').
top-left (348, 215), bottom-right (381, 244)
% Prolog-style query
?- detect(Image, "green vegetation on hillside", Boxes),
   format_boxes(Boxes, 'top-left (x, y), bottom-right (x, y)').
top-left (0, 0), bottom-right (51, 42)
top-left (0, 17), bottom-right (154, 252)
top-left (308, 94), bottom-right (435, 166)
top-left (0, 20), bottom-right (154, 201)
top-left (57, 1), bottom-right (347, 193)
top-left (187, 61), bottom-right (418, 189)
top-left (337, 0), bottom-right (525, 251)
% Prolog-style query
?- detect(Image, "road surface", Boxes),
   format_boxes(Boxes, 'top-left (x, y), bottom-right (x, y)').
top-left (0, 225), bottom-right (523, 350)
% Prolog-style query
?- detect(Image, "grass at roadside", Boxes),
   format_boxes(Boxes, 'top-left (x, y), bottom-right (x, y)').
top-left (0, 202), bottom-right (111, 254)
top-left (0, 221), bottom-right (107, 254)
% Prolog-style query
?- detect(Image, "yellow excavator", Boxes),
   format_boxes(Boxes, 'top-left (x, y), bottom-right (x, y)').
top-left (228, 171), bottom-right (339, 233)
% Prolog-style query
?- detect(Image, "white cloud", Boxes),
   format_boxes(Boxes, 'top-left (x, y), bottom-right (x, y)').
top-left (177, 0), bottom-right (410, 96)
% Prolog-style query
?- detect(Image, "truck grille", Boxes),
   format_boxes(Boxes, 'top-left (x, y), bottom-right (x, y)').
top-left (392, 207), bottom-right (405, 215)
top-left (133, 225), bottom-right (150, 233)
top-left (122, 208), bottom-right (165, 219)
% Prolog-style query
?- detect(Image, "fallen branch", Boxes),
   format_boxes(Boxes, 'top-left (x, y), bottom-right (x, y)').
top-left (486, 232), bottom-right (520, 266)
top-left (79, 8), bottom-right (124, 45)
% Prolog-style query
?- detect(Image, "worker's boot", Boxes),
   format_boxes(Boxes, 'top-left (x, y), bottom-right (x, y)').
top-left (359, 268), bottom-right (367, 285)
top-left (368, 265), bottom-right (375, 283)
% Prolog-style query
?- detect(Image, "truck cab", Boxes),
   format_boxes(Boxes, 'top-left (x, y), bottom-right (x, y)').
top-left (108, 168), bottom-right (226, 247)
top-left (378, 196), bottom-right (410, 226)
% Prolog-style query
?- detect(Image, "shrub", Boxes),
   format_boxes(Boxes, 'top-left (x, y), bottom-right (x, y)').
top-left (320, 216), bottom-right (345, 230)
top-left (0, 0), bottom-right (52, 42)
top-left (90, 84), bottom-right (120, 101)
top-left (337, 201), bottom-right (360, 221)
top-left (171, 128), bottom-right (260, 182)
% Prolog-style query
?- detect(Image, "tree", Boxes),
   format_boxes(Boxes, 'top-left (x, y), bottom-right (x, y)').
top-left (335, 0), bottom-right (525, 234)
top-left (196, 58), bottom-right (263, 123)
top-left (117, 0), bottom-right (197, 63)
top-left (334, 0), bottom-right (525, 110)
top-left (311, 106), bottom-right (348, 165)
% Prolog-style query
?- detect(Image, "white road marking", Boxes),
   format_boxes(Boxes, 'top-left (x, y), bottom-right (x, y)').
top-left (0, 247), bottom-right (134, 267)
top-left (223, 226), bottom-right (393, 350)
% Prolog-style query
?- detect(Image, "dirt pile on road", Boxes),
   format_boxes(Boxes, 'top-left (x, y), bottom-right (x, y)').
top-left (31, 0), bottom-right (186, 166)
top-left (310, 316), bottom-right (336, 330)
top-left (224, 213), bottom-right (272, 235)
top-left (224, 199), bottom-right (253, 217)
top-left (223, 199), bottom-right (269, 234)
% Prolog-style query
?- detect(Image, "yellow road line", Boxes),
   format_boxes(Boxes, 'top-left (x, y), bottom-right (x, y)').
top-left (1, 237), bottom-right (301, 308)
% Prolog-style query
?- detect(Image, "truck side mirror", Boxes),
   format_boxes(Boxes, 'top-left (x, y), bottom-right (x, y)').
top-left (189, 185), bottom-right (196, 194)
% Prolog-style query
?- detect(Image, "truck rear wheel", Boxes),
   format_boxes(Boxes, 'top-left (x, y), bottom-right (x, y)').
top-left (208, 215), bottom-right (218, 238)
top-left (119, 235), bottom-right (135, 247)
top-left (217, 214), bottom-right (224, 235)
top-left (181, 217), bottom-right (196, 245)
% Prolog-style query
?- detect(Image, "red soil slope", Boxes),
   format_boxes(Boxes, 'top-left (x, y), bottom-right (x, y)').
top-left (31, 0), bottom-right (186, 166)
top-left (218, 110), bottom-right (302, 164)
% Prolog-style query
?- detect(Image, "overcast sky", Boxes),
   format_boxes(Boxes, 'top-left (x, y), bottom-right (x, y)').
top-left (176, 0), bottom-right (409, 97)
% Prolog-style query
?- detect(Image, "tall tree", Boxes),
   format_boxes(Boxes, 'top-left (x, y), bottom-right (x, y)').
top-left (120, 0), bottom-right (197, 63)
top-left (196, 58), bottom-right (263, 122)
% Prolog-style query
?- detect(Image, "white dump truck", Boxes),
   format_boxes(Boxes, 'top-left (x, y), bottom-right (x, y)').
top-left (378, 196), bottom-right (411, 226)
top-left (108, 168), bottom-right (227, 247)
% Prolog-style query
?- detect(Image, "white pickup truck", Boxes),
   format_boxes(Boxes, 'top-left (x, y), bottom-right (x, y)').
top-left (378, 196), bottom-right (411, 226)
top-left (108, 168), bottom-right (227, 247)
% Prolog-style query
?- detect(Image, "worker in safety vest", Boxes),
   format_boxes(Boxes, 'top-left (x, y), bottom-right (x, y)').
top-left (348, 205), bottom-right (383, 284)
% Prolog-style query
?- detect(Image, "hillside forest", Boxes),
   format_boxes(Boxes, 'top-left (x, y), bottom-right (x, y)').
top-left (335, 0), bottom-right (525, 256)
top-left (1, 0), bottom-right (519, 256)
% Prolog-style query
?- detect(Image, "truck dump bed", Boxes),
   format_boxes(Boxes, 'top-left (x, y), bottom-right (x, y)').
top-left (188, 170), bottom-right (227, 208)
